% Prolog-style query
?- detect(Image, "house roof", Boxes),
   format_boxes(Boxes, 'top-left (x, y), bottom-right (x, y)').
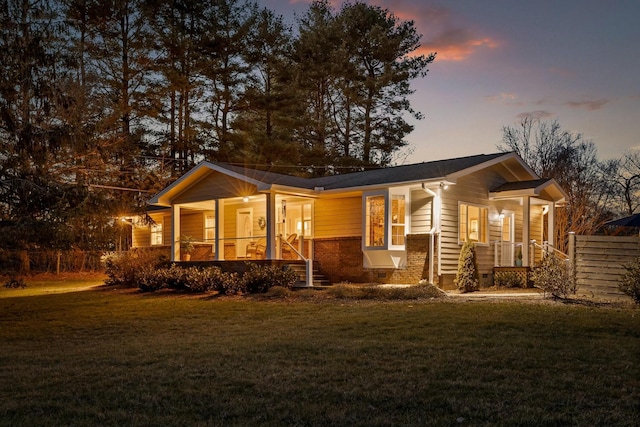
top-left (148, 151), bottom-right (550, 205)
top-left (213, 152), bottom-right (527, 191)
top-left (308, 152), bottom-right (511, 190)
top-left (490, 178), bottom-right (568, 204)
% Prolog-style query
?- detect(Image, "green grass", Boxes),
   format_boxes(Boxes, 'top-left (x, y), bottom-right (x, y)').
top-left (0, 283), bottom-right (638, 426)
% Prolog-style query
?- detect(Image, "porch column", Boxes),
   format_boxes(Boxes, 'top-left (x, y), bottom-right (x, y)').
top-left (171, 204), bottom-right (181, 262)
top-left (214, 199), bottom-right (222, 260)
top-left (547, 201), bottom-right (555, 249)
top-left (265, 192), bottom-right (276, 259)
top-left (522, 196), bottom-right (530, 267)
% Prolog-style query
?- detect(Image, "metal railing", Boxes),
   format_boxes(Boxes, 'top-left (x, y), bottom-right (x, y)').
top-left (281, 235), bottom-right (314, 287)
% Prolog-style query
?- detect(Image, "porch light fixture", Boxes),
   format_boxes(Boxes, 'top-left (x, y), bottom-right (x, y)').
top-left (242, 196), bottom-right (249, 203)
top-left (440, 182), bottom-right (449, 190)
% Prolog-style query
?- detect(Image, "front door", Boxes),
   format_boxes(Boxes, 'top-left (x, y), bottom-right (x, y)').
top-left (236, 208), bottom-right (253, 258)
top-left (501, 212), bottom-right (515, 266)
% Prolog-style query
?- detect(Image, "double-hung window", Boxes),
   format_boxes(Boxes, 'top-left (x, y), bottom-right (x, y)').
top-left (363, 190), bottom-right (408, 250)
top-left (459, 203), bottom-right (488, 244)
top-left (204, 214), bottom-right (215, 241)
top-left (365, 194), bottom-right (386, 247)
top-left (151, 222), bottom-right (163, 246)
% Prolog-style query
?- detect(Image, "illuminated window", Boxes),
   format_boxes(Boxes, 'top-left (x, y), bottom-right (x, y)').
top-left (365, 195), bottom-right (386, 247)
top-left (204, 214), bottom-right (215, 241)
top-left (151, 223), bottom-right (163, 246)
top-left (391, 195), bottom-right (406, 246)
top-left (286, 203), bottom-right (313, 237)
top-left (459, 203), bottom-right (488, 244)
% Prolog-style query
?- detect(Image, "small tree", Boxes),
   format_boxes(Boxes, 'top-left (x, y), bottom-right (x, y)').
top-left (618, 257), bottom-right (640, 304)
top-left (455, 241), bottom-right (479, 293)
top-left (532, 254), bottom-right (573, 299)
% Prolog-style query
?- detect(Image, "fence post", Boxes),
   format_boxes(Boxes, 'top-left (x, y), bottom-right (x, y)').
top-left (568, 232), bottom-right (576, 289)
top-left (56, 250), bottom-right (61, 275)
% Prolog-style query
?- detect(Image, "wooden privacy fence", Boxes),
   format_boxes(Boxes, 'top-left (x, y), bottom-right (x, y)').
top-left (569, 234), bottom-right (640, 298)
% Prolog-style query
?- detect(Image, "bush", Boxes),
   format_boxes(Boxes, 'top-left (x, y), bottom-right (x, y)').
top-left (4, 276), bottom-right (27, 289)
top-left (494, 271), bottom-right (523, 288)
top-left (202, 268), bottom-right (242, 295)
top-left (455, 241), bottom-right (479, 293)
top-left (618, 257), bottom-right (640, 304)
top-left (115, 261), bottom-right (296, 295)
top-left (102, 250), bottom-right (168, 287)
top-left (532, 255), bottom-right (573, 299)
top-left (243, 263), bottom-right (298, 294)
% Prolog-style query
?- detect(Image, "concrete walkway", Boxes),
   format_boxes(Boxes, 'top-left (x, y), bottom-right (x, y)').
top-left (446, 290), bottom-right (544, 299)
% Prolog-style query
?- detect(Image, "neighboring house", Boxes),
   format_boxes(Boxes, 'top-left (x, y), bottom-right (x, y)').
top-left (127, 152), bottom-right (567, 287)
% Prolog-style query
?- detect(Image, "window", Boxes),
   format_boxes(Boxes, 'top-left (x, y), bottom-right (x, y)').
top-left (459, 203), bottom-right (488, 244)
top-left (365, 195), bottom-right (386, 247)
top-left (204, 214), bottom-right (215, 241)
top-left (391, 195), bottom-right (406, 246)
top-left (151, 223), bottom-right (163, 246)
top-left (285, 203), bottom-right (313, 237)
top-left (364, 190), bottom-right (408, 249)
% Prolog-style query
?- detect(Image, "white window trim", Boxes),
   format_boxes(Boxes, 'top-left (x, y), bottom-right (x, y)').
top-left (458, 201), bottom-right (490, 246)
top-left (362, 189), bottom-right (410, 251)
top-left (204, 212), bottom-right (215, 242)
top-left (151, 221), bottom-right (163, 246)
top-left (363, 191), bottom-right (388, 250)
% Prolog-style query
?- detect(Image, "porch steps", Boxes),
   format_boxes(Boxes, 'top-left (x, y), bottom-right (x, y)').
top-left (286, 263), bottom-right (331, 288)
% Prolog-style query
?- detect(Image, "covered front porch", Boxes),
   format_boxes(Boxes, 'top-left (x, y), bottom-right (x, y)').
top-left (489, 178), bottom-right (568, 269)
top-left (170, 194), bottom-right (313, 263)
top-left (146, 162), bottom-right (319, 286)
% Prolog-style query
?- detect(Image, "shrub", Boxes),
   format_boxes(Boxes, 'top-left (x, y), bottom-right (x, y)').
top-left (618, 257), bottom-right (640, 304)
top-left (102, 250), bottom-right (168, 287)
top-left (202, 267), bottom-right (242, 295)
top-left (494, 271), bottom-right (523, 288)
top-left (455, 241), bottom-right (479, 293)
top-left (137, 265), bottom-right (171, 292)
top-left (243, 263), bottom-right (297, 294)
top-left (532, 255), bottom-right (573, 299)
top-left (129, 263), bottom-right (297, 295)
top-left (4, 276), bottom-right (27, 289)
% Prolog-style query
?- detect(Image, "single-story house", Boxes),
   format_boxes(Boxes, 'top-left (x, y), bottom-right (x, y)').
top-left (126, 152), bottom-right (568, 288)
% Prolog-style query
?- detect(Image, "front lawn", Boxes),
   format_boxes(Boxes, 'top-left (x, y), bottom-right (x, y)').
top-left (0, 284), bottom-right (638, 426)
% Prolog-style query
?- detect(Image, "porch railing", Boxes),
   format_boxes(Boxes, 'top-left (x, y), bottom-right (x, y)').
top-left (281, 235), bottom-right (313, 287)
top-left (530, 240), bottom-right (570, 268)
top-left (494, 240), bottom-right (569, 268)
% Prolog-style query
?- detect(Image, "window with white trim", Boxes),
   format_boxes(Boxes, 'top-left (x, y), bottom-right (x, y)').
top-left (391, 194), bottom-right (406, 246)
top-left (459, 203), bottom-right (488, 244)
top-left (363, 189), bottom-right (409, 250)
top-left (151, 222), bottom-right (163, 246)
top-left (204, 214), bottom-right (215, 241)
top-left (365, 194), bottom-right (386, 247)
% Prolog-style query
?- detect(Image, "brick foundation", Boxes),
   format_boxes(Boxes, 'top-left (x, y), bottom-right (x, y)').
top-left (313, 234), bottom-right (438, 285)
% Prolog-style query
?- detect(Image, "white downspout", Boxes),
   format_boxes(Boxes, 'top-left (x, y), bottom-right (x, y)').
top-left (422, 183), bottom-right (442, 285)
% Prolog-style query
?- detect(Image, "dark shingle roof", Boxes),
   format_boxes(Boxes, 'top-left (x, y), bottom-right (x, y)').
top-left (214, 153), bottom-right (508, 190)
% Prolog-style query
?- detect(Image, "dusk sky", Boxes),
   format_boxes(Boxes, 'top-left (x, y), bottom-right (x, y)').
top-left (265, 0), bottom-right (639, 164)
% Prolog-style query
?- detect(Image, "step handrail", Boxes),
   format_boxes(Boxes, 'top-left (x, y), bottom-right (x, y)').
top-left (281, 235), bottom-right (313, 287)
